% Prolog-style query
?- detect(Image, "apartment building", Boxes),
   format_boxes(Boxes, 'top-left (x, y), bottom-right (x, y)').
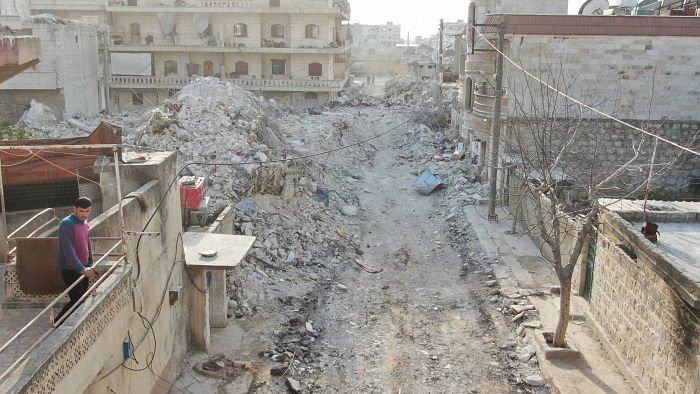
top-left (29, 0), bottom-right (351, 109)
top-left (350, 21), bottom-right (402, 50)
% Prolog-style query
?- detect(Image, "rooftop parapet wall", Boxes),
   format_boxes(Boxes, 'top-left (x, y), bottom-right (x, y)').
top-left (589, 206), bottom-right (700, 392)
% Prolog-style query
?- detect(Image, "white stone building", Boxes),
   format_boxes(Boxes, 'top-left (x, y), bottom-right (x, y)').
top-left (29, 0), bottom-right (352, 109)
top-left (0, 5), bottom-right (102, 119)
top-left (350, 21), bottom-right (402, 50)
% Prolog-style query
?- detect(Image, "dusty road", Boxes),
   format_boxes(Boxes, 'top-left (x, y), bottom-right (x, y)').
top-left (175, 82), bottom-right (543, 393)
top-left (306, 119), bottom-right (515, 393)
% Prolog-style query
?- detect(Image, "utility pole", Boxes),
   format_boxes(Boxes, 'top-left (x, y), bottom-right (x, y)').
top-left (438, 19), bottom-right (444, 73)
top-left (487, 23), bottom-right (505, 222)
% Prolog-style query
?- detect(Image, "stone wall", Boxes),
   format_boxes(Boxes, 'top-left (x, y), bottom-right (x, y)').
top-left (589, 213), bottom-right (700, 392)
top-left (505, 119), bottom-right (700, 196)
top-left (505, 35), bottom-right (700, 122)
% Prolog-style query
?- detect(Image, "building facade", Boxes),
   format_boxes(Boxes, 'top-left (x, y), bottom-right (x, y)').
top-left (29, 0), bottom-right (351, 109)
top-left (0, 8), bottom-right (101, 119)
top-left (350, 21), bottom-right (402, 50)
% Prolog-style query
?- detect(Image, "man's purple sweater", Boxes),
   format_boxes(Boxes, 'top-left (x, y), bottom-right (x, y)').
top-left (58, 214), bottom-right (93, 272)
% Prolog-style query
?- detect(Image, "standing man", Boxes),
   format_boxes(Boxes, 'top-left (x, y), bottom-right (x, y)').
top-left (55, 197), bottom-right (95, 325)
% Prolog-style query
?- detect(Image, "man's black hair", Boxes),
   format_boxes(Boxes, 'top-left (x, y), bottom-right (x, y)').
top-left (75, 197), bottom-right (93, 209)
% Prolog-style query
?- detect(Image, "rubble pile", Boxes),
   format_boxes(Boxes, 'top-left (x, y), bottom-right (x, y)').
top-left (127, 77), bottom-right (310, 207)
top-left (17, 99), bottom-right (57, 130)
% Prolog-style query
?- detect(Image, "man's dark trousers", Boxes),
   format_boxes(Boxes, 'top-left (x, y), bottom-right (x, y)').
top-left (55, 269), bottom-right (88, 324)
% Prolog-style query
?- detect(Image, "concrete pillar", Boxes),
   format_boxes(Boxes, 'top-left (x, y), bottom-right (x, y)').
top-left (189, 268), bottom-right (210, 352)
top-left (209, 270), bottom-right (228, 328)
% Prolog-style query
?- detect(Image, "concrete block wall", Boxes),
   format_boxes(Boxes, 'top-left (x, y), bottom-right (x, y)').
top-left (505, 35), bottom-right (700, 121)
top-left (589, 216), bottom-right (700, 393)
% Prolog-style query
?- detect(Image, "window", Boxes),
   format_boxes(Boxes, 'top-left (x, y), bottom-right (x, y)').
top-left (164, 60), bottom-right (178, 76)
top-left (234, 61), bottom-right (249, 75)
top-left (464, 77), bottom-right (473, 112)
top-left (203, 61), bottom-right (214, 76)
top-left (305, 92), bottom-right (318, 100)
top-left (132, 92), bottom-right (144, 105)
top-left (271, 24), bottom-right (284, 38)
top-left (308, 62), bottom-right (322, 77)
top-left (270, 0), bottom-right (280, 6)
top-left (271, 59), bottom-right (285, 75)
top-left (168, 89), bottom-right (178, 98)
top-left (305, 24), bottom-right (319, 38)
top-left (130, 22), bottom-right (140, 43)
top-left (234, 23), bottom-right (248, 37)
top-left (128, 0), bottom-right (137, 5)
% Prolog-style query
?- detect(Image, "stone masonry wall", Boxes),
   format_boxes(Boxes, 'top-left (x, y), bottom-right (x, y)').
top-left (506, 119), bottom-right (700, 195)
top-left (589, 214), bottom-right (700, 393)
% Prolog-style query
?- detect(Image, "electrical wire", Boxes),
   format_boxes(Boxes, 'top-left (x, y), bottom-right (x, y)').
top-left (471, 23), bottom-right (700, 157)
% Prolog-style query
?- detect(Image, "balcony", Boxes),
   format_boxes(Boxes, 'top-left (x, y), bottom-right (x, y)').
top-left (472, 83), bottom-right (507, 118)
top-left (109, 32), bottom-right (349, 53)
top-left (29, 0), bottom-right (106, 11)
top-left (109, 74), bottom-right (348, 91)
top-left (106, 0), bottom-right (350, 18)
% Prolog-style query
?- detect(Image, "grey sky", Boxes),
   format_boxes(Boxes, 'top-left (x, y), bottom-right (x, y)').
top-left (350, 1), bottom-right (583, 38)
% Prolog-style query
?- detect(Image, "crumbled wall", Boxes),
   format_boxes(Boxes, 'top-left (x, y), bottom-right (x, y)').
top-left (589, 215), bottom-right (699, 392)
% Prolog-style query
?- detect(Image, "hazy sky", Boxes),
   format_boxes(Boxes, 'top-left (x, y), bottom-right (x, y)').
top-left (350, 1), bottom-right (585, 38)
top-left (349, 0), bottom-right (470, 39)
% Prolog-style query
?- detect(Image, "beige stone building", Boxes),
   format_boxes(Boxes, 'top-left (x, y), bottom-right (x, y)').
top-left (30, 0), bottom-right (351, 109)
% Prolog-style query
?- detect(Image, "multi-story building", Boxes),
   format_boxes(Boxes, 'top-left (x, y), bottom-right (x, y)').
top-left (350, 21), bottom-right (402, 50)
top-left (29, 0), bottom-right (351, 109)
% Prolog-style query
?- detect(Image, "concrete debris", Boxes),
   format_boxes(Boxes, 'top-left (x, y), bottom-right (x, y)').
top-left (286, 377), bottom-right (302, 393)
top-left (524, 375), bottom-right (546, 387)
top-left (340, 205), bottom-right (359, 216)
top-left (17, 99), bottom-right (57, 129)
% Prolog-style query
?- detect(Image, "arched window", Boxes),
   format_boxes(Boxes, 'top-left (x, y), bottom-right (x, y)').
top-left (234, 23), bottom-right (248, 37)
top-left (130, 22), bottom-right (140, 43)
top-left (234, 61), bottom-right (249, 75)
top-left (305, 24), bottom-right (319, 39)
top-left (164, 60), bottom-right (178, 76)
top-left (308, 62), bottom-right (322, 77)
top-left (464, 77), bottom-right (473, 112)
top-left (271, 24), bottom-right (284, 38)
top-left (203, 61), bottom-right (214, 76)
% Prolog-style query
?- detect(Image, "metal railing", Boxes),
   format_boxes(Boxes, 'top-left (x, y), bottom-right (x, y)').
top-left (0, 144), bottom-right (128, 383)
top-left (0, 243), bottom-right (126, 382)
top-left (109, 74), bottom-right (347, 89)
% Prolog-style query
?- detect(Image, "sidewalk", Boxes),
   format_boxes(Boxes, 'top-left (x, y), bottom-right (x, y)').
top-left (466, 205), bottom-right (634, 393)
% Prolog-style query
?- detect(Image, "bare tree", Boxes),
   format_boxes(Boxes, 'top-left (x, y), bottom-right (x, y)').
top-left (501, 55), bottom-right (697, 347)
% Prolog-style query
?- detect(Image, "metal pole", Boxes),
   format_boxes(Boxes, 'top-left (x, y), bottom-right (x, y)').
top-left (487, 23), bottom-right (505, 221)
top-left (0, 156), bottom-right (8, 264)
top-left (113, 148), bottom-right (128, 259)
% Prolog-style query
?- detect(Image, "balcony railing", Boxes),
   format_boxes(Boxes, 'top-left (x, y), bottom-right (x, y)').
top-left (109, 75), bottom-right (347, 90)
top-left (109, 31), bottom-right (347, 50)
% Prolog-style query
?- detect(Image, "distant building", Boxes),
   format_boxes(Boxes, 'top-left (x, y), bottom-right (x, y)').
top-left (350, 21), bottom-right (402, 50)
top-left (30, 0), bottom-right (352, 109)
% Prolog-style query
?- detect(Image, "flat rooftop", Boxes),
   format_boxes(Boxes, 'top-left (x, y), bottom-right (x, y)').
top-left (600, 198), bottom-right (700, 291)
top-left (481, 14), bottom-right (700, 37)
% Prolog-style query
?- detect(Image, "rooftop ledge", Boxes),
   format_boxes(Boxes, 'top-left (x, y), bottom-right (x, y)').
top-left (599, 198), bottom-right (700, 307)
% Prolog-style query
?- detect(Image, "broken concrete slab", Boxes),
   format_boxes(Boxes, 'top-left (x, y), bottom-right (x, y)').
top-left (510, 304), bottom-right (535, 314)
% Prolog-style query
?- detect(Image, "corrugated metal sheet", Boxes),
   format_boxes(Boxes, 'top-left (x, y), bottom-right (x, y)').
top-left (0, 121), bottom-right (122, 187)
top-left (480, 15), bottom-right (700, 37)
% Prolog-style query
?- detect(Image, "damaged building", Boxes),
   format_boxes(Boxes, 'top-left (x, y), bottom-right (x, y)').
top-left (30, 0), bottom-right (352, 109)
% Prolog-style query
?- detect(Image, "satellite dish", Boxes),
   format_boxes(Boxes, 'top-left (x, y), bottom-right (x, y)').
top-left (578, 0), bottom-right (611, 14)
